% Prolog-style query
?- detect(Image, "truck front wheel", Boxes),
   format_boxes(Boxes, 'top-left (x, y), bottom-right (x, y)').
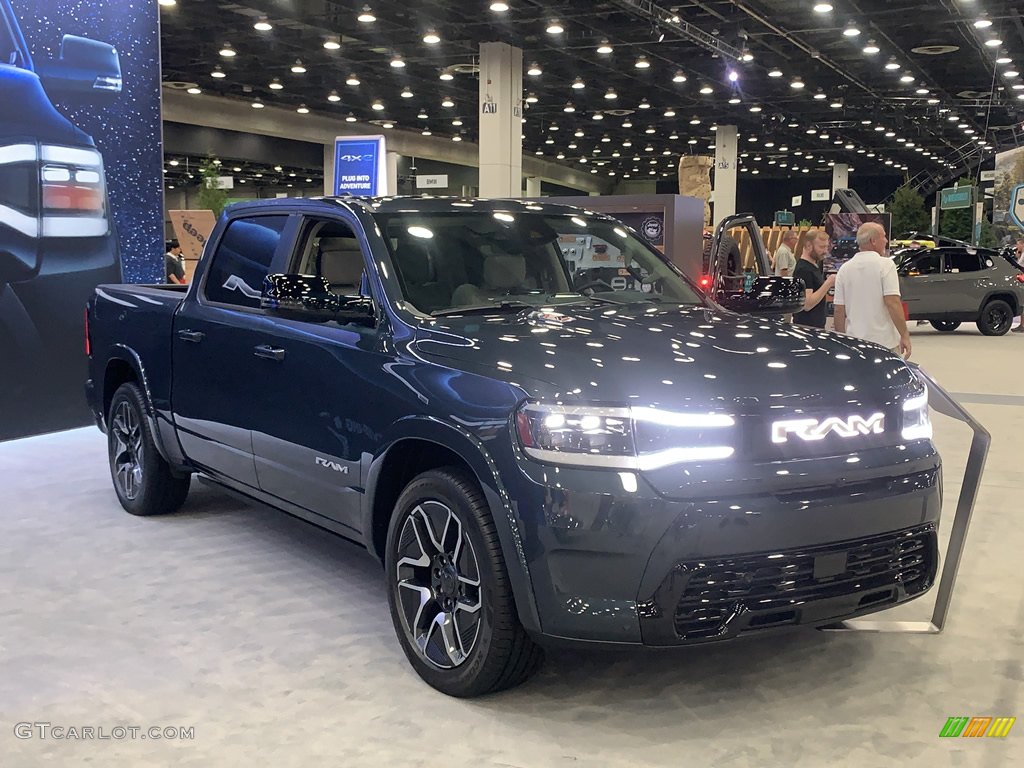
top-left (107, 383), bottom-right (190, 516)
top-left (384, 467), bottom-right (543, 697)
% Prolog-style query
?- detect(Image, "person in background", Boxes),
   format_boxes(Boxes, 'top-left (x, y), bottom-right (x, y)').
top-left (774, 230), bottom-right (798, 277)
top-left (833, 222), bottom-right (912, 358)
top-left (792, 230), bottom-right (835, 329)
top-left (1013, 235), bottom-right (1024, 333)
top-left (165, 240), bottom-right (186, 284)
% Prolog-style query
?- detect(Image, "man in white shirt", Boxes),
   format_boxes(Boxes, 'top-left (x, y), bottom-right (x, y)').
top-left (773, 230), bottom-right (798, 277)
top-left (833, 222), bottom-right (912, 359)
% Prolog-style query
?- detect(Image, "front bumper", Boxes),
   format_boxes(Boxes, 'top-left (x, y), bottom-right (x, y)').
top-left (505, 442), bottom-right (942, 646)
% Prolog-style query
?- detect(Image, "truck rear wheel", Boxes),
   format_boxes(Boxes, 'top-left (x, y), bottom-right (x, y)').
top-left (384, 467), bottom-right (543, 697)
top-left (107, 383), bottom-right (190, 516)
top-left (929, 320), bottom-right (961, 332)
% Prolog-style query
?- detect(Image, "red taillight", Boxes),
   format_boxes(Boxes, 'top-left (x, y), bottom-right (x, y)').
top-left (43, 182), bottom-right (104, 212)
top-left (698, 276), bottom-right (711, 289)
top-left (84, 307), bottom-right (91, 357)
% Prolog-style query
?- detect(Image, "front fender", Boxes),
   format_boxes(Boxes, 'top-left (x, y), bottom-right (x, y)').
top-left (362, 415), bottom-right (542, 636)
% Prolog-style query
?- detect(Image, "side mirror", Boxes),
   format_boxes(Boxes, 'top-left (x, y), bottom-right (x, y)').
top-left (261, 274), bottom-right (375, 326)
top-left (37, 35), bottom-right (122, 103)
top-left (716, 275), bottom-right (806, 316)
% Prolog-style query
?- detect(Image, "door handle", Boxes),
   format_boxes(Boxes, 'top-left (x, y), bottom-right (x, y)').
top-left (253, 344), bottom-right (286, 362)
top-left (177, 330), bottom-right (205, 343)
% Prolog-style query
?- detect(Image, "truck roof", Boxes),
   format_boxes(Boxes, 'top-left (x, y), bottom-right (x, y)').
top-left (224, 195), bottom-right (612, 219)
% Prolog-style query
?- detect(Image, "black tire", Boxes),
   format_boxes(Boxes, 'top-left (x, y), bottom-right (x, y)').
top-left (385, 467), bottom-right (543, 697)
top-left (107, 383), bottom-right (191, 516)
top-left (976, 299), bottom-right (1013, 336)
top-left (929, 320), bottom-right (961, 332)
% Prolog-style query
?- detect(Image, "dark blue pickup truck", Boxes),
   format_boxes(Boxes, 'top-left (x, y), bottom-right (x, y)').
top-left (86, 197), bottom-right (941, 697)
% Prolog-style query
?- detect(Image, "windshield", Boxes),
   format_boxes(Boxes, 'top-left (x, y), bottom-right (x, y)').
top-left (376, 211), bottom-right (704, 315)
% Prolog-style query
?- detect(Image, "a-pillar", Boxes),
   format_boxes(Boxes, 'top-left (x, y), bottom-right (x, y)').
top-left (479, 42), bottom-right (523, 198)
top-left (832, 163), bottom-right (849, 193)
top-left (712, 125), bottom-right (737, 225)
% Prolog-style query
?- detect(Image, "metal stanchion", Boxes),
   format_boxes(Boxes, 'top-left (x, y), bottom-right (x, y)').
top-left (823, 363), bottom-right (991, 634)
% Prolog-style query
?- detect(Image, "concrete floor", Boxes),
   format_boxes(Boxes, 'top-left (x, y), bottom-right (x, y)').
top-left (1, 324), bottom-right (1023, 767)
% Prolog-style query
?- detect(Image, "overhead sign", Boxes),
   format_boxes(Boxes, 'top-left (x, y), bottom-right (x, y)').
top-left (979, 170), bottom-right (996, 183)
top-left (811, 188), bottom-right (830, 201)
top-left (791, 195), bottom-right (803, 207)
top-left (333, 135), bottom-right (387, 196)
top-left (940, 186), bottom-right (973, 210)
top-left (1009, 184), bottom-right (1024, 231)
top-left (416, 174), bottom-right (449, 190)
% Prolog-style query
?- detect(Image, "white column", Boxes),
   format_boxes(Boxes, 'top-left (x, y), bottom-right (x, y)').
top-left (832, 163), bottom-right (849, 193)
top-left (712, 125), bottom-right (737, 224)
top-left (479, 42), bottom-right (523, 198)
top-left (525, 176), bottom-right (541, 198)
top-left (386, 151), bottom-right (400, 195)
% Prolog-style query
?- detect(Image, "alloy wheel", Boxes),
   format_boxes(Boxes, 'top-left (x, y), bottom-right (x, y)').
top-left (987, 305), bottom-right (1010, 334)
top-left (394, 500), bottom-right (482, 669)
top-left (111, 401), bottom-right (144, 500)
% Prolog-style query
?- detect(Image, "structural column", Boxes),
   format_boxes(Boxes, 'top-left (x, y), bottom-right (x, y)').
top-left (712, 125), bottom-right (737, 225)
top-left (479, 42), bottom-right (523, 198)
top-left (525, 176), bottom-right (541, 198)
top-left (832, 163), bottom-right (849, 193)
top-left (386, 151), bottom-right (400, 195)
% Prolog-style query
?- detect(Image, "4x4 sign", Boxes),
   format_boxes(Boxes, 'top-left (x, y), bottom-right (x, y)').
top-left (1009, 184), bottom-right (1024, 231)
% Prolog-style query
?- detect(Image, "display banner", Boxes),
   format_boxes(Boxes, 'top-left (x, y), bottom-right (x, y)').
top-left (0, 0), bottom-right (163, 440)
top-left (169, 209), bottom-right (216, 283)
top-left (333, 135), bottom-right (387, 196)
top-left (614, 211), bottom-right (666, 251)
top-left (823, 212), bottom-right (892, 272)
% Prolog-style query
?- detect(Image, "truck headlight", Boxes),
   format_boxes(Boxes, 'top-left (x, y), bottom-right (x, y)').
top-left (901, 387), bottom-right (932, 441)
top-left (515, 403), bottom-right (735, 470)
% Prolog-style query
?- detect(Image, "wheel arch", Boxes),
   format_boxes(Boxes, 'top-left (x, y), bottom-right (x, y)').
top-left (981, 291), bottom-right (1019, 315)
top-left (101, 346), bottom-right (174, 465)
top-left (362, 417), bottom-right (542, 635)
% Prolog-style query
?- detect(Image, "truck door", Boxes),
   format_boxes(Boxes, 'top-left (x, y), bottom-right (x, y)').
top-left (171, 213), bottom-right (295, 488)
top-left (248, 213), bottom-right (389, 534)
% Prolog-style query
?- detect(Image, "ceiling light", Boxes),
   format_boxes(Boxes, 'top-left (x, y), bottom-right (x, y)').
top-left (728, 69), bottom-right (739, 82)
top-left (749, 105), bottom-right (762, 113)
top-left (885, 58), bottom-right (901, 70)
top-left (592, 113), bottom-right (604, 120)
top-left (525, 93), bottom-right (538, 103)
top-left (439, 71), bottom-right (454, 81)
top-left (598, 40), bottom-right (614, 54)
top-left (390, 55), bottom-right (406, 68)
top-left (358, 6), bottom-right (376, 23)
top-left (605, 88), bottom-right (618, 99)
top-left (254, 18), bottom-right (272, 32)
top-left (996, 56), bottom-right (1012, 65)
top-left (638, 99), bottom-right (651, 108)
top-left (672, 70), bottom-right (687, 83)
top-left (269, 78), bottom-right (283, 90)
top-left (973, 18), bottom-right (992, 29)
top-left (219, 44), bottom-right (236, 58)
top-left (699, 84), bottom-right (713, 94)
top-left (347, 74), bottom-right (361, 86)
top-left (251, 98), bottom-right (264, 109)
top-left (296, 104), bottom-right (309, 114)
top-left (1006, 70), bottom-right (1020, 78)
top-left (741, 49), bottom-right (754, 62)
top-left (452, 135), bottom-right (462, 142)
top-left (211, 66), bottom-right (226, 78)
top-left (442, 97), bottom-right (455, 107)
top-left (345, 113), bottom-right (357, 122)
top-left (843, 23), bottom-right (861, 37)
top-left (382, 122), bottom-right (393, 129)
top-left (158, 0), bottom-right (176, 6)
top-left (916, 87), bottom-right (930, 94)
top-left (790, 78), bottom-right (805, 89)
top-left (927, 97), bottom-right (940, 104)
top-left (728, 96), bottom-right (741, 104)
top-left (563, 102), bottom-right (576, 113)
top-left (768, 68), bottom-right (783, 78)
top-left (291, 60), bottom-right (306, 74)
top-left (371, 100), bottom-right (384, 110)
top-left (323, 37), bottom-right (341, 50)
top-left (635, 56), bottom-right (651, 69)
top-left (830, 99), bottom-right (843, 108)
top-left (813, 90), bottom-right (827, 100)
top-left (574, 129), bottom-right (584, 137)
top-left (452, 118), bottom-right (463, 126)
top-left (664, 108), bottom-right (676, 117)
top-left (689, 116), bottom-right (701, 125)
top-left (490, 2), bottom-right (510, 12)
top-left (186, 87), bottom-right (201, 95)
top-left (985, 38), bottom-right (1002, 47)
top-left (528, 63), bottom-right (542, 76)
top-left (572, 77), bottom-right (585, 89)
top-left (900, 74), bottom-right (915, 83)
top-left (547, 20), bottom-right (564, 34)
top-left (813, 3), bottom-right (833, 12)
top-left (423, 30), bottom-right (441, 44)
top-left (401, 88), bottom-right (414, 98)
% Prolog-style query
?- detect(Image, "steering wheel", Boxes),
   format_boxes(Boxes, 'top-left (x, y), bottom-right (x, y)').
top-left (575, 279), bottom-right (616, 293)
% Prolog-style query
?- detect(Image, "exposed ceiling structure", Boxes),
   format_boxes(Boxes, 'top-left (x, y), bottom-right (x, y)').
top-left (162, 154), bottom-right (324, 190)
top-left (159, 0), bottom-right (1024, 192)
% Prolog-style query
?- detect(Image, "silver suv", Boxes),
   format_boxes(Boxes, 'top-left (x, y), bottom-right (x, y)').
top-left (896, 243), bottom-right (1024, 335)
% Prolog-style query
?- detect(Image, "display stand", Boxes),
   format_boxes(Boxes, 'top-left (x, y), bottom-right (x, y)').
top-left (823, 364), bottom-right (990, 634)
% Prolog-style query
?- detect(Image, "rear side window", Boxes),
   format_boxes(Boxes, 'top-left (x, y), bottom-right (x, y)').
top-left (204, 215), bottom-right (288, 308)
top-left (943, 250), bottom-right (984, 273)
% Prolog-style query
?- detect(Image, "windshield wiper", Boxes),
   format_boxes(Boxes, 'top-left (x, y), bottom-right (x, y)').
top-left (431, 300), bottom-right (535, 317)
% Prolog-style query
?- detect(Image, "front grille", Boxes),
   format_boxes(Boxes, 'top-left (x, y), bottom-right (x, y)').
top-left (672, 526), bottom-right (936, 640)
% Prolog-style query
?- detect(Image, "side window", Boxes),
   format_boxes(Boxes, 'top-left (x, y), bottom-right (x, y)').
top-left (901, 252), bottom-right (941, 276)
top-left (204, 215), bottom-right (288, 308)
top-left (292, 218), bottom-right (367, 297)
top-left (943, 250), bottom-right (984, 273)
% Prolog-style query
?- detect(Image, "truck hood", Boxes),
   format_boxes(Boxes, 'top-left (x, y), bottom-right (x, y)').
top-left (0, 63), bottom-right (91, 145)
top-left (411, 302), bottom-right (921, 412)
